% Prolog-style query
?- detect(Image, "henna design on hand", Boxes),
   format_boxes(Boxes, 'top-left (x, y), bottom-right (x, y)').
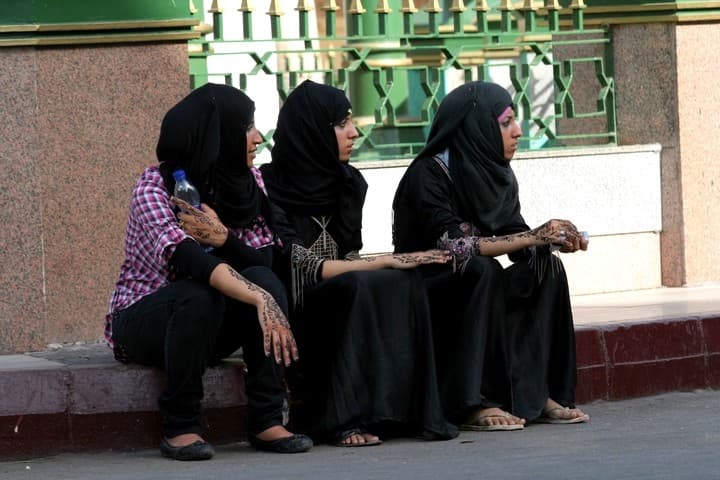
top-left (174, 197), bottom-right (228, 245)
top-left (225, 266), bottom-right (296, 361)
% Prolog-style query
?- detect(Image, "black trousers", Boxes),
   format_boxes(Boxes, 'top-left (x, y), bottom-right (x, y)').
top-left (111, 266), bottom-right (288, 438)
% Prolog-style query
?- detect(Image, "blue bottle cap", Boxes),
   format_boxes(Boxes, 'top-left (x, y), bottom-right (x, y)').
top-left (172, 169), bottom-right (187, 181)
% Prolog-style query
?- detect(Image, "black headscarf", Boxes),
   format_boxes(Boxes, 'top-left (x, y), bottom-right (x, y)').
top-left (416, 81), bottom-right (520, 233)
top-left (156, 83), bottom-right (268, 228)
top-left (261, 80), bottom-right (368, 251)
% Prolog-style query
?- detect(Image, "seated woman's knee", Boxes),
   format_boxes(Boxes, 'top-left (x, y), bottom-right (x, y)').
top-left (462, 255), bottom-right (504, 281)
top-left (174, 280), bottom-right (225, 326)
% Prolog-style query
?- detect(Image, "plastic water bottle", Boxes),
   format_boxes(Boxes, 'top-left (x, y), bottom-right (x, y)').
top-left (172, 169), bottom-right (201, 210)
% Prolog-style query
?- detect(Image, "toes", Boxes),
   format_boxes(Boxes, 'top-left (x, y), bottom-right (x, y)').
top-left (362, 433), bottom-right (379, 443)
top-left (346, 434), bottom-right (364, 445)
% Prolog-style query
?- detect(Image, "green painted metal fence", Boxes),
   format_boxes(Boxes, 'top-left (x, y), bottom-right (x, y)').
top-left (189, 0), bottom-right (616, 161)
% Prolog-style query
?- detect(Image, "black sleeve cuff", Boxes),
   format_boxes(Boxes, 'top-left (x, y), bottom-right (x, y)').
top-left (170, 240), bottom-right (224, 284)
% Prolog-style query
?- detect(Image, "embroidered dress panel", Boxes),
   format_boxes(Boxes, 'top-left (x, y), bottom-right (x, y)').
top-left (289, 215), bottom-right (340, 306)
top-left (309, 216), bottom-right (339, 261)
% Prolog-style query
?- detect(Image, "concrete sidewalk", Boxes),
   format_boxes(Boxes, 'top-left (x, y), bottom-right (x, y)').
top-left (1, 285), bottom-right (719, 460)
top-left (2, 390), bottom-right (719, 480)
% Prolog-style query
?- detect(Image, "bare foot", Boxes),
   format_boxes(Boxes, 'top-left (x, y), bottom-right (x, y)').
top-left (255, 425), bottom-right (295, 442)
top-left (165, 433), bottom-right (205, 447)
top-left (466, 407), bottom-right (526, 428)
top-left (541, 399), bottom-right (590, 423)
top-left (339, 432), bottom-right (380, 446)
top-left (333, 427), bottom-right (382, 446)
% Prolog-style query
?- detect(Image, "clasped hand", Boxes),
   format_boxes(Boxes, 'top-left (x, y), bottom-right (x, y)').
top-left (172, 197), bottom-right (229, 248)
top-left (532, 219), bottom-right (588, 253)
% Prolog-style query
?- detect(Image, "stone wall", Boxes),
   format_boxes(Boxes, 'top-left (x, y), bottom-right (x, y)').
top-left (0, 43), bottom-right (190, 353)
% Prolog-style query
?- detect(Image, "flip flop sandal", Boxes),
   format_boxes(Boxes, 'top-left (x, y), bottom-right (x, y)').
top-left (536, 406), bottom-right (590, 424)
top-left (460, 413), bottom-right (524, 432)
top-left (332, 428), bottom-right (383, 447)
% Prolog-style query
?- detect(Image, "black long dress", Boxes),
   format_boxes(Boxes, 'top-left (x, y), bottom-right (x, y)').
top-left (260, 79), bottom-right (455, 440)
top-left (393, 155), bottom-right (578, 421)
top-left (269, 203), bottom-right (457, 441)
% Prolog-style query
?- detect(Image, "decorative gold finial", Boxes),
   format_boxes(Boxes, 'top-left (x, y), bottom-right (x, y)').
top-left (449, 0), bottom-right (466, 12)
top-left (425, 0), bottom-right (441, 13)
top-left (295, 0), bottom-right (313, 11)
top-left (375, 0), bottom-right (392, 14)
top-left (322, 0), bottom-right (339, 11)
top-left (239, 0), bottom-right (254, 13)
top-left (348, 0), bottom-right (366, 14)
top-left (401, 0), bottom-right (417, 13)
top-left (267, 0), bottom-right (284, 16)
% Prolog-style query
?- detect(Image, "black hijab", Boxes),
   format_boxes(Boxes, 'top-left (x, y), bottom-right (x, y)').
top-left (415, 81), bottom-right (520, 233)
top-left (261, 80), bottom-right (368, 251)
top-left (156, 83), bottom-right (267, 228)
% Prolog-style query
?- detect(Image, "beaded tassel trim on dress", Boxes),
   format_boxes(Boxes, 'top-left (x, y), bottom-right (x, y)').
top-left (290, 216), bottom-right (339, 307)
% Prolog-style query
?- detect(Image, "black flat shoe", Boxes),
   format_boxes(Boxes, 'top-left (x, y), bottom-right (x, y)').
top-left (249, 433), bottom-right (313, 453)
top-left (160, 437), bottom-right (215, 461)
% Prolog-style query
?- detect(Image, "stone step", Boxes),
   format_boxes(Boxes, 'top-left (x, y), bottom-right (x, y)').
top-left (1, 285), bottom-right (719, 460)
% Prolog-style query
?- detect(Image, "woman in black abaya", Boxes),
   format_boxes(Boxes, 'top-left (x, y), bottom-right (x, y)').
top-left (392, 81), bottom-right (590, 425)
top-left (260, 80), bottom-right (458, 446)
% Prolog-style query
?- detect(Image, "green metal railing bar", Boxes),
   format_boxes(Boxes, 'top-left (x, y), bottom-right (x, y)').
top-left (188, 0), bottom-right (615, 161)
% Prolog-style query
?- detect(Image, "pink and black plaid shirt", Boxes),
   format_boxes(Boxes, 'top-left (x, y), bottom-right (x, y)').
top-left (235, 167), bottom-right (277, 249)
top-left (104, 166), bottom-right (276, 347)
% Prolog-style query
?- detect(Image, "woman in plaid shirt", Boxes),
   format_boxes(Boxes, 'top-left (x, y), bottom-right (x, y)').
top-left (106, 84), bottom-right (312, 460)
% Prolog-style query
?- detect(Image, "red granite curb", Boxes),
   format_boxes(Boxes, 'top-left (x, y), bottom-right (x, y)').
top-left (0, 353), bottom-right (248, 460)
top-left (575, 315), bottom-right (720, 404)
top-left (1, 315), bottom-right (719, 460)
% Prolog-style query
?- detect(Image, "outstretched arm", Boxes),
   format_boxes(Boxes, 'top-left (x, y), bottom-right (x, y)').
top-left (441, 219), bottom-right (588, 259)
top-left (319, 249), bottom-right (451, 280)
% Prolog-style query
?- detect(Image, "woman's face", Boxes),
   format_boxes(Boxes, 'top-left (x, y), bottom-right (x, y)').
top-left (246, 120), bottom-right (263, 167)
top-left (498, 108), bottom-right (522, 161)
top-left (334, 115), bottom-right (359, 163)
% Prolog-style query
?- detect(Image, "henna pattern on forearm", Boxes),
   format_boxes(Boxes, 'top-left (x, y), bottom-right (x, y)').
top-left (529, 222), bottom-right (555, 244)
top-left (484, 231), bottom-right (534, 244)
top-left (357, 256), bottom-right (380, 263)
top-left (391, 253), bottom-right (436, 264)
top-left (439, 230), bottom-right (535, 259)
top-left (226, 265), bottom-right (292, 354)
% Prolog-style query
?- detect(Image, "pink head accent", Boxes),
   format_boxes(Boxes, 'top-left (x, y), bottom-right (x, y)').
top-left (497, 106), bottom-right (513, 123)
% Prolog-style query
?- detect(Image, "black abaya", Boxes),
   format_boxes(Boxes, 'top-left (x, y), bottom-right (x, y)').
top-left (393, 155), bottom-right (578, 421)
top-left (261, 80), bottom-right (456, 441)
top-left (271, 205), bottom-right (457, 441)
